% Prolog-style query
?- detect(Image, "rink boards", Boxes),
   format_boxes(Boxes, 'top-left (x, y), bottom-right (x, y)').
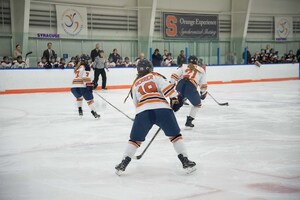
top-left (0, 63), bottom-right (299, 94)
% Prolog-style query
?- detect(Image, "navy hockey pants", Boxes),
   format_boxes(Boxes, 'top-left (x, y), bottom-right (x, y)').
top-left (71, 87), bottom-right (93, 101)
top-left (130, 108), bottom-right (180, 142)
top-left (176, 78), bottom-right (201, 106)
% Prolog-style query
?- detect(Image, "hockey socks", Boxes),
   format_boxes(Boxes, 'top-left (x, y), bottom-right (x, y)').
top-left (172, 136), bottom-right (187, 157)
top-left (87, 100), bottom-right (100, 118)
top-left (189, 106), bottom-right (200, 119)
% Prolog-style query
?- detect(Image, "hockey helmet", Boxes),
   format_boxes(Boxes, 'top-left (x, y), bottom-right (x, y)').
top-left (137, 59), bottom-right (153, 76)
top-left (188, 55), bottom-right (198, 64)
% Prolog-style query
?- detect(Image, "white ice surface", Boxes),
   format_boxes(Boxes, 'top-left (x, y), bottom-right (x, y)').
top-left (0, 80), bottom-right (300, 200)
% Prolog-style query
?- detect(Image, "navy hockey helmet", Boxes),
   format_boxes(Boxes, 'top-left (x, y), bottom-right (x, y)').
top-left (137, 59), bottom-right (153, 76)
top-left (188, 55), bottom-right (198, 64)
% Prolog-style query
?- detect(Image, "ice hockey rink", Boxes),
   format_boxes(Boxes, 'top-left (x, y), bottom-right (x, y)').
top-left (0, 80), bottom-right (300, 200)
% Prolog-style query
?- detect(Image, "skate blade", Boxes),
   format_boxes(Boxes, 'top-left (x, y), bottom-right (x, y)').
top-left (115, 170), bottom-right (124, 176)
top-left (185, 166), bottom-right (197, 174)
top-left (184, 126), bottom-right (193, 130)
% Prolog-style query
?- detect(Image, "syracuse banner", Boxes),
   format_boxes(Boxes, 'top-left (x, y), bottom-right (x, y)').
top-left (163, 13), bottom-right (219, 39)
top-left (274, 17), bottom-right (293, 41)
top-left (56, 5), bottom-right (88, 38)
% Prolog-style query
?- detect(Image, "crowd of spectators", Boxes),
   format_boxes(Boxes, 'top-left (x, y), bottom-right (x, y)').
top-left (1, 42), bottom-right (299, 69)
top-left (151, 48), bottom-right (185, 67)
top-left (244, 45), bottom-right (299, 65)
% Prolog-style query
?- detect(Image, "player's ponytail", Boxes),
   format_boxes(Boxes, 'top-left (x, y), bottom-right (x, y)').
top-left (74, 62), bottom-right (81, 72)
top-left (188, 63), bottom-right (202, 74)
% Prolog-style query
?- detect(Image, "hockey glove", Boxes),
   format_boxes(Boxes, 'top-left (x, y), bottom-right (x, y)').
top-left (170, 95), bottom-right (184, 112)
top-left (200, 90), bottom-right (207, 100)
top-left (86, 83), bottom-right (94, 92)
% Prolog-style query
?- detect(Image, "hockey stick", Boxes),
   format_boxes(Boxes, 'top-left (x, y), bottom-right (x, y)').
top-left (207, 92), bottom-right (229, 106)
top-left (94, 91), bottom-right (134, 121)
top-left (133, 127), bottom-right (161, 160)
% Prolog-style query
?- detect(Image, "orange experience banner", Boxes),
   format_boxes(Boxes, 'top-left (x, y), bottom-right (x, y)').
top-left (163, 13), bottom-right (219, 39)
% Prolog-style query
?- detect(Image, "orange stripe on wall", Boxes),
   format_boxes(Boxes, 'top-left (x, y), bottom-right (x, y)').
top-left (0, 78), bottom-right (298, 95)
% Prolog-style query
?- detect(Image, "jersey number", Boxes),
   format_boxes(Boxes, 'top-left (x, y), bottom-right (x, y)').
top-left (138, 81), bottom-right (157, 95)
top-left (183, 69), bottom-right (197, 79)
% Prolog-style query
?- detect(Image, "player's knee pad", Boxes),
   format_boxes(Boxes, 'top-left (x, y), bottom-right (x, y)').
top-left (170, 134), bottom-right (183, 143)
top-left (129, 140), bottom-right (142, 148)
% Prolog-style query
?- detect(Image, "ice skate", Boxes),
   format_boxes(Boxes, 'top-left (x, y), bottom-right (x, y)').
top-left (115, 156), bottom-right (131, 176)
top-left (78, 107), bottom-right (83, 118)
top-left (185, 116), bottom-right (195, 128)
top-left (178, 154), bottom-right (196, 174)
top-left (91, 110), bottom-right (100, 119)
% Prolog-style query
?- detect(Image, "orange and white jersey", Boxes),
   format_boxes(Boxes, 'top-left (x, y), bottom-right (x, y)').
top-left (71, 65), bottom-right (94, 88)
top-left (82, 68), bottom-right (94, 85)
top-left (132, 72), bottom-right (178, 114)
top-left (171, 64), bottom-right (207, 91)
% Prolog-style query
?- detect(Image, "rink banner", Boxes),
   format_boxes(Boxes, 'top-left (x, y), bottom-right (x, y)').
top-left (274, 17), bottom-right (293, 41)
top-left (56, 5), bottom-right (88, 38)
top-left (163, 13), bottom-right (219, 39)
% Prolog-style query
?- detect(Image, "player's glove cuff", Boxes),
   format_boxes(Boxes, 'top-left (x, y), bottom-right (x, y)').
top-left (200, 90), bottom-right (207, 100)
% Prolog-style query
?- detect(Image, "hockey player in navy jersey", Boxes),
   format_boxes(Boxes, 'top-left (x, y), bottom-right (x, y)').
top-left (115, 59), bottom-right (196, 175)
top-left (71, 54), bottom-right (100, 118)
top-left (170, 55), bottom-right (208, 128)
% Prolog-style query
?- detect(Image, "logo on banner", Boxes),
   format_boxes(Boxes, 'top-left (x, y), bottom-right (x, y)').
top-left (60, 8), bottom-right (83, 36)
top-left (275, 17), bottom-right (292, 41)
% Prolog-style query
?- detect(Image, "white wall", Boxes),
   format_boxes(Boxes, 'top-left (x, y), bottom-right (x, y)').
top-left (0, 63), bottom-right (298, 93)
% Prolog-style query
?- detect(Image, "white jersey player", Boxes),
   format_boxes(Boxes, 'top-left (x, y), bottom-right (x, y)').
top-left (71, 54), bottom-right (100, 118)
top-left (170, 55), bottom-right (208, 127)
top-left (115, 59), bottom-right (196, 175)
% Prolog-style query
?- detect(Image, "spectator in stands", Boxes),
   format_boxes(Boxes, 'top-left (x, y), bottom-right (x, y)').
top-left (90, 43), bottom-right (101, 62)
top-left (38, 56), bottom-right (47, 68)
top-left (108, 49), bottom-right (121, 66)
top-left (49, 56), bottom-right (58, 68)
top-left (177, 50), bottom-right (186, 66)
top-left (265, 44), bottom-right (271, 54)
top-left (58, 58), bottom-right (66, 69)
top-left (121, 57), bottom-right (132, 67)
top-left (42, 42), bottom-right (56, 63)
top-left (285, 50), bottom-right (297, 63)
top-left (152, 48), bottom-right (163, 66)
top-left (162, 53), bottom-right (176, 66)
top-left (0, 56), bottom-right (12, 68)
top-left (162, 49), bottom-right (169, 61)
top-left (12, 56), bottom-right (25, 68)
top-left (134, 52), bottom-right (145, 66)
top-left (67, 57), bottom-right (76, 68)
top-left (297, 49), bottom-right (300, 62)
top-left (12, 44), bottom-right (22, 60)
top-left (93, 50), bottom-right (107, 90)
top-left (242, 48), bottom-right (251, 64)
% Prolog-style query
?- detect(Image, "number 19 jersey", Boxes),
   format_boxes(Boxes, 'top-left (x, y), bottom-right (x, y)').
top-left (132, 72), bottom-right (178, 114)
